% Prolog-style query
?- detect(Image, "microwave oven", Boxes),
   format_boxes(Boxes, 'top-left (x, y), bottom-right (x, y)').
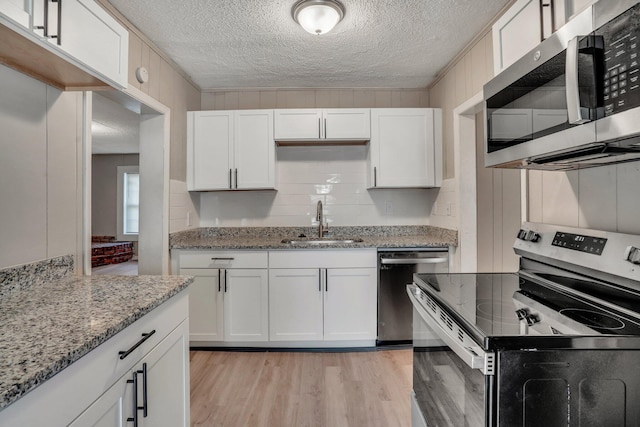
top-left (484, 0), bottom-right (640, 170)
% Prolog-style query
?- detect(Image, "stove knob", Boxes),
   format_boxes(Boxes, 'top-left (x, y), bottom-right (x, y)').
top-left (525, 231), bottom-right (541, 242)
top-left (624, 246), bottom-right (640, 265)
top-left (515, 308), bottom-right (528, 320)
top-left (517, 229), bottom-right (540, 242)
top-left (525, 314), bottom-right (540, 326)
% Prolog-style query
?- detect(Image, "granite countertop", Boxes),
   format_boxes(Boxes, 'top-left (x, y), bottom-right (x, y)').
top-left (170, 225), bottom-right (458, 250)
top-left (0, 271), bottom-right (193, 410)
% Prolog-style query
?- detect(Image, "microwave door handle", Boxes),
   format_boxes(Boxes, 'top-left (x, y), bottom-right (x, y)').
top-left (566, 36), bottom-right (590, 125)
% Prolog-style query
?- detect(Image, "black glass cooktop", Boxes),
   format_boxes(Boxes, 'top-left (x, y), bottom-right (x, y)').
top-left (414, 272), bottom-right (640, 345)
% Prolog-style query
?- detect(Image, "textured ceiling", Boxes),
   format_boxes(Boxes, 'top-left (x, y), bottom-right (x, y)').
top-left (92, 93), bottom-right (140, 154)
top-left (107, 0), bottom-right (509, 89)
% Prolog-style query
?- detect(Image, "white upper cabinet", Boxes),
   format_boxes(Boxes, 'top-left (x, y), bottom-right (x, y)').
top-left (0, 0), bottom-right (30, 27)
top-left (368, 108), bottom-right (442, 189)
top-left (492, 0), bottom-right (593, 75)
top-left (0, 0), bottom-right (128, 89)
top-left (187, 110), bottom-right (276, 191)
top-left (274, 109), bottom-right (370, 142)
top-left (235, 110), bottom-right (276, 189)
top-left (57, 0), bottom-right (129, 88)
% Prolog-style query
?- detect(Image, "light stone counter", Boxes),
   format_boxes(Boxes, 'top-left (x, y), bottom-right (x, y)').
top-left (0, 256), bottom-right (193, 410)
top-left (170, 225), bottom-right (458, 250)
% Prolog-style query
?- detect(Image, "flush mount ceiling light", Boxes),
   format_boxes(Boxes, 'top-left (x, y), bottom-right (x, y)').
top-left (292, 0), bottom-right (345, 35)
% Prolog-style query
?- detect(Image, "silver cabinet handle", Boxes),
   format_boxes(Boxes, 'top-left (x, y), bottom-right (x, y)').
top-left (211, 257), bottom-right (235, 261)
top-left (325, 269), bottom-right (328, 292)
top-left (235, 168), bottom-right (238, 189)
top-left (54, 0), bottom-right (61, 45)
top-left (318, 117), bottom-right (321, 139)
top-left (566, 36), bottom-right (590, 125)
top-left (36, 0), bottom-right (61, 44)
top-left (229, 169), bottom-right (232, 189)
top-left (380, 257), bottom-right (448, 265)
top-left (324, 117), bottom-right (327, 139)
top-left (374, 167), bottom-right (377, 187)
top-left (318, 269), bottom-right (322, 292)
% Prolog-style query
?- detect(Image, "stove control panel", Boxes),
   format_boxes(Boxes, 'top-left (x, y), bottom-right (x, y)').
top-left (552, 232), bottom-right (607, 255)
top-left (624, 246), bottom-right (640, 265)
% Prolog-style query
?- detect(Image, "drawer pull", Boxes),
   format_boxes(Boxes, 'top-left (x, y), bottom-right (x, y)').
top-left (211, 257), bottom-right (235, 261)
top-left (127, 371), bottom-right (139, 426)
top-left (119, 330), bottom-right (156, 360)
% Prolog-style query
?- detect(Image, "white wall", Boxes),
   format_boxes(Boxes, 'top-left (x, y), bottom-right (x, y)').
top-left (0, 65), bottom-right (81, 269)
top-left (528, 163), bottom-right (640, 234)
top-left (92, 154), bottom-right (139, 237)
top-left (199, 145), bottom-right (437, 227)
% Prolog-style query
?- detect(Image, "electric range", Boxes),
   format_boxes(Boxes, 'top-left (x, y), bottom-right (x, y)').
top-left (408, 222), bottom-right (640, 426)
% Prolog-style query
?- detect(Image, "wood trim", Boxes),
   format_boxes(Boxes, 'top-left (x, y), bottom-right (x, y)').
top-left (0, 24), bottom-right (111, 91)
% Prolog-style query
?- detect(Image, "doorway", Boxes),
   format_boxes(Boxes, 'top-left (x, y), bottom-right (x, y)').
top-left (83, 87), bottom-right (170, 275)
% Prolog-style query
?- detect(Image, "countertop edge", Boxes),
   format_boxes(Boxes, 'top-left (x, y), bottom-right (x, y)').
top-left (0, 276), bottom-right (194, 411)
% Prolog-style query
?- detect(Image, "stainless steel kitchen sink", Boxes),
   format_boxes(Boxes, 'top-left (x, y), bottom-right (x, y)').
top-left (280, 238), bottom-right (364, 245)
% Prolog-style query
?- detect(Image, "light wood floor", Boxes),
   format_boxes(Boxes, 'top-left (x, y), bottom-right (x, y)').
top-left (92, 260), bottom-right (138, 275)
top-left (190, 349), bottom-right (413, 427)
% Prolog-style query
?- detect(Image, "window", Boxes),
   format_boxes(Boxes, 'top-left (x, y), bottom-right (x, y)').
top-left (117, 166), bottom-right (139, 241)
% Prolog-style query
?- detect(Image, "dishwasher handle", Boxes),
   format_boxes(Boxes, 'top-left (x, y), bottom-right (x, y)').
top-left (380, 257), bottom-right (448, 265)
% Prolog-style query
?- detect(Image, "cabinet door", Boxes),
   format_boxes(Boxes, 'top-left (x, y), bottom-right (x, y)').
top-left (181, 268), bottom-right (224, 343)
top-left (68, 372), bottom-right (132, 427)
top-left (370, 109), bottom-right (440, 188)
top-left (269, 268), bottom-right (323, 341)
top-left (138, 321), bottom-right (190, 427)
top-left (187, 111), bottom-right (233, 191)
top-left (58, 0), bottom-right (128, 88)
top-left (234, 110), bottom-right (276, 189)
top-left (0, 0), bottom-right (31, 27)
top-left (274, 109), bottom-right (323, 140)
top-left (324, 268), bottom-right (377, 341)
top-left (324, 109), bottom-right (371, 140)
top-left (224, 269), bottom-right (269, 342)
top-left (492, 0), bottom-right (542, 75)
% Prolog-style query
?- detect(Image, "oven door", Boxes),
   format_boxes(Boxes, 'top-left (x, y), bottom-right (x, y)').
top-left (407, 284), bottom-right (488, 427)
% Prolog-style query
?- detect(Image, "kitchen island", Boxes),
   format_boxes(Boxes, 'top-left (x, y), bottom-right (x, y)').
top-left (0, 255), bottom-right (193, 426)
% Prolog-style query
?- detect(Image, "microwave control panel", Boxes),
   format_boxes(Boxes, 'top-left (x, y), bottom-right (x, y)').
top-left (599, 2), bottom-right (640, 116)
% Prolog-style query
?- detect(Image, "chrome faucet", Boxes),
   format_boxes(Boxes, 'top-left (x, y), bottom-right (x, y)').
top-left (316, 200), bottom-right (329, 238)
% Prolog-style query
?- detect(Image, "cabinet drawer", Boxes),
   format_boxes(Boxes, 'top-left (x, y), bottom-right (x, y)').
top-left (269, 249), bottom-right (376, 269)
top-left (178, 250), bottom-right (268, 269)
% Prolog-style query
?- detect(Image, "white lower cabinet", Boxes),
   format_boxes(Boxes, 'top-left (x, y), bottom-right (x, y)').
top-left (269, 268), bottom-right (324, 341)
top-left (324, 268), bottom-right (377, 341)
top-left (0, 292), bottom-right (189, 427)
top-left (224, 268), bottom-right (269, 342)
top-left (182, 268), bottom-right (224, 342)
top-left (175, 250), bottom-right (269, 345)
top-left (268, 250), bottom-right (377, 345)
top-left (269, 267), bottom-right (377, 342)
top-left (69, 321), bottom-right (189, 427)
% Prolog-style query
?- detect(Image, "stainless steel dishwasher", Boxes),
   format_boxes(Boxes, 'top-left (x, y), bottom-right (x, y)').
top-left (377, 248), bottom-right (449, 345)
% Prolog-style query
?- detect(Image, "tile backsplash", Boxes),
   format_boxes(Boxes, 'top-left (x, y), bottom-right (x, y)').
top-left (199, 146), bottom-right (437, 227)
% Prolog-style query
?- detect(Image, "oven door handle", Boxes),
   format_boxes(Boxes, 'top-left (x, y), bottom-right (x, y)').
top-left (380, 257), bottom-right (448, 265)
top-left (407, 284), bottom-right (494, 375)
